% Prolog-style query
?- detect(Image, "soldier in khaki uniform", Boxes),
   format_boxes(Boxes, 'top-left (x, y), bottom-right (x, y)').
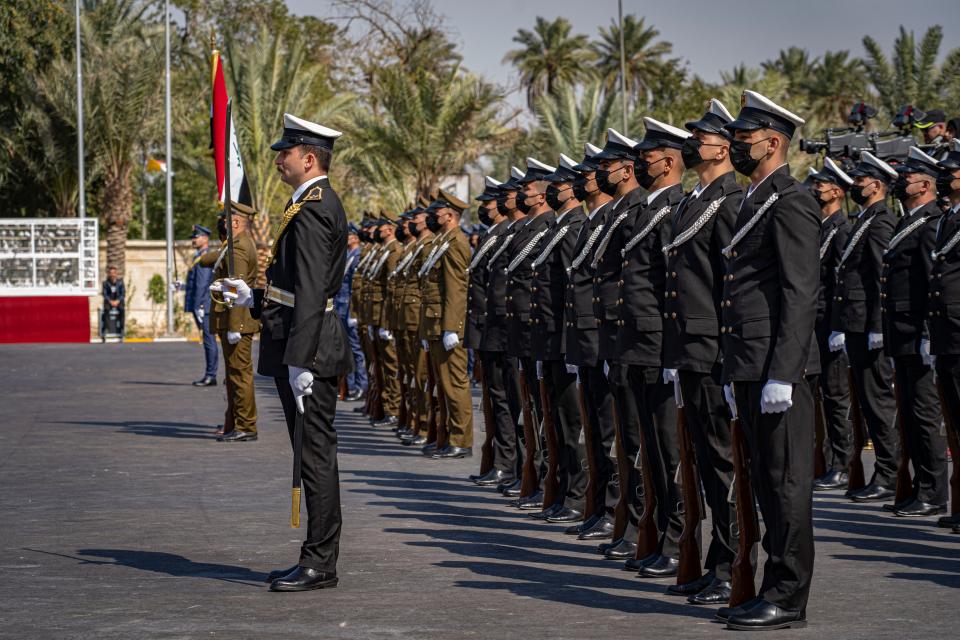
top-left (199, 202), bottom-right (261, 442)
top-left (358, 214), bottom-right (385, 417)
top-left (420, 189), bottom-right (474, 459)
top-left (385, 212), bottom-right (417, 431)
top-left (349, 216), bottom-right (377, 406)
top-left (369, 211), bottom-right (403, 427)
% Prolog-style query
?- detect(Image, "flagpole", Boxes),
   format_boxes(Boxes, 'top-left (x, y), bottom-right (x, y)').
top-left (164, 0), bottom-right (174, 335)
top-left (618, 0), bottom-right (628, 135)
top-left (75, 0), bottom-right (85, 219)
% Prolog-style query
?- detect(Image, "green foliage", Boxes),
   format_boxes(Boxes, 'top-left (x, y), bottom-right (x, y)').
top-left (146, 273), bottom-right (166, 305)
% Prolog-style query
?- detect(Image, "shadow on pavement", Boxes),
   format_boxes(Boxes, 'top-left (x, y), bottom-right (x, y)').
top-left (52, 420), bottom-right (216, 440)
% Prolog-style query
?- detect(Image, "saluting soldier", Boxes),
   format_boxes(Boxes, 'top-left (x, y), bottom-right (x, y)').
top-left (588, 128), bottom-right (648, 555)
top-left (718, 91), bottom-right (819, 630)
top-left (369, 211), bottom-right (404, 428)
top-left (480, 167), bottom-right (528, 493)
top-left (930, 139), bottom-right (960, 532)
top-left (420, 189), bottom-right (474, 459)
top-left (200, 202), bottom-right (261, 442)
top-left (662, 100), bottom-right (741, 601)
top-left (506, 157), bottom-right (557, 506)
top-left (216, 113), bottom-right (352, 592)
top-left (833, 151), bottom-right (899, 504)
top-left (529, 154), bottom-right (588, 521)
top-left (563, 144), bottom-right (619, 538)
top-left (809, 158), bottom-right (853, 490)
top-left (882, 147), bottom-right (948, 517)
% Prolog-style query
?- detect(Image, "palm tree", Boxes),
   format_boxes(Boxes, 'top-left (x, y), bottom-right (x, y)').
top-left (592, 15), bottom-right (675, 108)
top-left (504, 16), bottom-right (595, 111)
top-left (761, 47), bottom-right (817, 95)
top-left (530, 80), bottom-right (620, 159)
top-left (804, 50), bottom-right (867, 125)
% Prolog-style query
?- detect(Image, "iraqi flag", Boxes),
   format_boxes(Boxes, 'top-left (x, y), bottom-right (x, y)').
top-left (210, 46), bottom-right (251, 207)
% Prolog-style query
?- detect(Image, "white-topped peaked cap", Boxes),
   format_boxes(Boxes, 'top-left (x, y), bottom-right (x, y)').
top-left (595, 128), bottom-right (642, 160)
top-left (499, 165), bottom-right (526, 190)
top-left (519, 157), bottom-right (557, 183)
top-left (938, 139), bottom-right (960, 171)
top-left (484, 176), bottom-right (502, 189)
top-left (476, 175), bottom-right (503, 201)
top-left (814, 157), bottom-right (854, 188)
top-left (574, 142), bottom-right (605, 171)
top-left (271, 113), bottom-right (343, 151)
top-left (849, 150), bottom-right (898, 182)
top-left (545, 153), bottom-right (580, 182)
top-left (725, 90), bottom-right (805, 139)
top-left (897, 146), bottom-right (941, 176)
top-left (635, 117), bottom-right (692, 151)
top-left (685, 98), bottom-right (735, 136)
top-left (585, 142), bottom-right (603, 157)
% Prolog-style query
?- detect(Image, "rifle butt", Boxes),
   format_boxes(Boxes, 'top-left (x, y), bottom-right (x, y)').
top-left (540, 375), bottom-right (560, 510)
top-left (729, 416), bottom-right (758, 607)
top-left (675, 407), bottom-right (703, 586)
top-left (847, 368), bottom-right (867, 493)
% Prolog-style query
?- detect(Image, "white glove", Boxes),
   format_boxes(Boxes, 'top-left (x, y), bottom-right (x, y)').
top-left (603, 361), bottom-right (610, 376)
top-left (565, 363), bottom-right (578, 375)
top-left (868, 332), bottom-right (884, 350)
top-left (421, 339), bottom-right (429, 352)
top-left (378, 328), bottom-right (393, 341)
top-left (347, 317), bottom-right (358, 328)
top-left (828, 331), bottom-right (845, 353)
top-left (442, 331), bottom-right (460, 351)
top-left (215, 278), bottom-right (253, 308)
top-left (196, 307), bottom-right (205, 323)
top-left (662, 368), bottom-right (678, 384)
top-left (173, 280), bottom-right (184, 291)
top-left (226, 331), bottom-right (241, 345)
top-left (723, 384), bottom-right (737, 419)
top-left (368, 326), bottom-right (376, 340)
top-left (920, 339), bottom-right (934, 368)
top-left (760, 379), bottom-right (793, 414)
top-left (536, 361), bottom-right (543, 380)
top-left (288, 365), bottom-right (314, 414)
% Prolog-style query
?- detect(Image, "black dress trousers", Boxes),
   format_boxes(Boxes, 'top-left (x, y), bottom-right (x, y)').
top-left (581, 363), bottom-right (619, 519)
top-left (894, 354), bottom-right (947, 505)
top-left (275, 375), bottom-right (342, 573)
top-left (520, 356), bottom-right (545, 483)
top-left (815, 324), bottom-right (852, 470)
top-left (845, 331), bottom-right (899, 488)
top-left (734, 379), bottom-right (815, 612)
top-left (607, 362), bottom-right (643, 543)
top-left (544, 360), bottom-right (588, 512)
top-left (480, 350), bottom-right (523, 478)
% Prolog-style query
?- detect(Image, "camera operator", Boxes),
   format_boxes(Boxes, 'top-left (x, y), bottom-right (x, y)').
top-left (916, 109), bottom-right (948, 160)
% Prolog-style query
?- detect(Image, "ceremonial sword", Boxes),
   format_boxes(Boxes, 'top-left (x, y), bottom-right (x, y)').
top-left (291, 402), bottom-right (304, 528)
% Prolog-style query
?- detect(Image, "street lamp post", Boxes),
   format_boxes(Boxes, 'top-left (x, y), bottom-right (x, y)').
top-left (164, 0), bottom-right (174, 335)
top-left (619, 0), bottom-right (628, 134)
top-left (75, 0), bottom-right (86, 219)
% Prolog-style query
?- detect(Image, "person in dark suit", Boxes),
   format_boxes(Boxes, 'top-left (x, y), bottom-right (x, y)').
top-left (833, 151), bottom-right (899, 504)
top-left (930, 139), bottom-right (960, 532)
top-left (662, 99), bottom-right (742, 603)
top-left (809, 158), bottom-right (853, 490)
top-left (719, 91), bottom-right (819, 631)
top-left (883, 147), bottom-right (947, 517)
top-left (563, 143), bottom-right (618, 539)
top-left (529, 154), bottom-right (588, 522)
top-left (185, 224), bottom-right (218, 386)
top-left (216, 113), bottom-right (352, 592)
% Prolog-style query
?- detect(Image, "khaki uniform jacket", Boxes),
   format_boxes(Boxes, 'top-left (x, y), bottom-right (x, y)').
top-left (419, 228), bottom-right (469, 341)
top-left (350, 244), bottom-right (371, 322)
top-left (401, 234), bottom-right (436, 334)
top-left (197, 234), bottom-right (261, 334)
top-left (385, 240), bottom-right (416, 332)
top-left (373, 239), bottom-right (401, 329)
top-left (360, 245), bottom-right (383, 326)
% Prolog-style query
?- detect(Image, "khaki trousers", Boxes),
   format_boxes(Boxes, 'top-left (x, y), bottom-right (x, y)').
top-left (429, 339), bottom-right (474, 448)
top-left (220, 331), bottom-right (257, 433)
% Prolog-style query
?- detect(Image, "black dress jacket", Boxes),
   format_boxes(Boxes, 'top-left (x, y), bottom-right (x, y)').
top-left (506, 211), bottom-right (555, 357)
top-left (466, 221), bottom-right (509, 350)
top-left (929, 205), bottom-right (960, 355)
top-left (564, 201), bottom-right (615, 367)
top-left (480, 217), bottom-right (525, 352)
top-left (816, 210), bottom-right (851, 336)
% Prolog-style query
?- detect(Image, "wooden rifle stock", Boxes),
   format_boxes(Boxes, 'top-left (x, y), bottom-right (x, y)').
top-left (729, 414), bottom-right (758, 607)
top-left (518, 367), bottom-right (539, 499)
top-left (577, 380), bottom-right (598, 520)
top-left (633, 415), bottom-right (659, 560)
top-left (540, 374), bottom-right (560, 511)
top-left (675, 405), bottom-right (703, 586)
top-left (846, 368), bottom-right (867, 493)
top-left (891, 379), bottom-right (913, 504)
top-left (610, 404), bottom-right (629, 542)
top-left (813, 382), bottom-right (827, 478)
top-left (398, 376), bottom-right (409, 430)
top-left (935, 380), bottom-right (960, 515)
top-left (425, 356), bottom-right (439, 446)
top-left (338, 376), bottom-right (347, 401)
top-left (478, 361), bottom-right (496, 476)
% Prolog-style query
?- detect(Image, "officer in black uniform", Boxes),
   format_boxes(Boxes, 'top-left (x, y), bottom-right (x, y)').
top-left (529, 154), bottom-right (588, 522)
top-left (930, 139), bottom-right (960, 532)
top-left (480, 167), bottom-right (528, 495)
top-left (883, 147), bottom-right (947, 517)
top-left (833, 151), bottom-right (899, 503)
top-left (505, 157), bottom-right (557, 508)
top-left (216, 113), bottom-right (353, 592)
top-left (563, 143), bottom-right (618, 539)
top-left (719, 91), bottom-right (819, 630)
top-left (809, 158), bottom-right (853, 490)
top-left (662, 100), bottom-right (742, 603)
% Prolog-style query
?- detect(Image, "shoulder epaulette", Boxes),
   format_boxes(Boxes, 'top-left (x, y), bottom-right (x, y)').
top-left (303, 186), bottom-right (324, 202)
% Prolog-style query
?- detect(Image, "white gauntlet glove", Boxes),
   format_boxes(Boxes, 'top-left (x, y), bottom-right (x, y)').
top-left (828, 331), bottom-right (845, 353)
top-left (288, 366), bottom-right (314, 414)
top-left (214, 278), bottom-right (253, 308)
top-left (760, 379), bottom-right (793, 414)
top-left (868, 332), bottom-right (884, 351)
top-left (378, 328), bottom-right (394, 341)
top-left (347, 317), bottom-right (358, 328)
top-left (226, 331), bottom-right (241, 345)
top-left (442, 331), bottom-right (460, 351)
top-left (723, 384), bottom-right (737, 419)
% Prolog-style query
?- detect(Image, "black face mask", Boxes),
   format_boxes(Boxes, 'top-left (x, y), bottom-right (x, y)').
top-left (477, 206), bottom-right (492, 226)
top-left (407, 220), bottom-right (420, 238)
top-left (892, 178), bottom-right (911, 202)
top-left (595, 167), bottom-right (623, 196)
top-left (572, 177), bottom-right (590, 201)
top-left (516, 192), bottom-right (533, 214)
top-left (812, 188), bottom-right (830, 208)
top-left (680, 138), bottom-right (704, 169)
top-left (373, 227), bottom-right (383, 243)
top-left (426, 212), bottom-right (442, 233)
top-left (937, 173), bottom-right (959, 197)
top-left (545, 184), bottom-right (569, 211)
top-left (849, 183), bottom-right (873, 206)
top-left (729, 138), bottom-right (766, 176)
top-left (395, 223), bottom-right (408, 242)
top-left (496, 194), bottom-right (515, 216)
top-left (634, 157), bottom-right (666, 190)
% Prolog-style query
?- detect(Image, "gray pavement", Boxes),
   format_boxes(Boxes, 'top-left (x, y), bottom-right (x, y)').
top-left (0, 342), bottom-right (957, 639)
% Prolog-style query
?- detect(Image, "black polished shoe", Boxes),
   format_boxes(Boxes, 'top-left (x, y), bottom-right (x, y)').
top-left (547, 507), bottom-right (583, 524)
top-left (849, 483), bottom-right (895, 503)
top-left (666, 571), bottom-right (713, 596)
top-left (264, 564), bottom-right (299, 583)
top-left (716, 596), bottom-right (762, 621)
top-left (352, 405), bottom-right (367, 413)
top-left (497, 478), bottom-right (521, 495)
top-left (269, 566), bottom-right (339, 592)
top-left (530, 503), bottom-right (563, 520)
top-left (813, 469), bottom-right (848, 491)
top-left (420, 441), bottom-right (438, 455)
top-left (395, 427), bottom-right (413, 439)
top-left (431, 446), bottom-right (473, 459)
top-left (637, 555), bottom-right (679, 578)
top-left (578, 518), bottom-right (614, 540)
top-left (192, 376), bottom-right (217, 387)
top-left (217, 430), bottom-right (258, 442)
top-left (953, 524), bottom-right (960, 534)
top-left (688, 578), bottom-right (732, 605)
top-left (597, 538), bottom-right (621, 554)
top-left (565, 514), bottom-right (600, 535)
top-left (501, 480), bottom-right (523, 498)
top-left (345, 389), bottom-right (363, 402)
top-left (604, 539), bottom-right (637, 560)
top-left (372, 415), bottom-right (398, 428)
top-left (937, 513), bottom-right (960, 528)
top-left (402, 435), bottom-right (427, 446)
top-left (474, 469), bottom-right (515, 487)
top-left (624, 553), bottom-right (659, 572)
top-left (514, 491), bottom-right (544, 510)
top-left (894, 499), bottom-right (946, 517)
top-left (882, 497), bottom-right (914, 512)
top-left (726, 600), bottom-right (806, 631)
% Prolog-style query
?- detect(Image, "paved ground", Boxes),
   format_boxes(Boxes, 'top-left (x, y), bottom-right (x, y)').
top-left (0, 343), bottom-right (957, 639)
